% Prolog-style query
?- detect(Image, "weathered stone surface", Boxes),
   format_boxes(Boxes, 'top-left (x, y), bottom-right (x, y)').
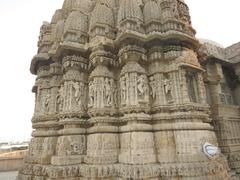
top-left (18, 0), bottom-right (240, 179)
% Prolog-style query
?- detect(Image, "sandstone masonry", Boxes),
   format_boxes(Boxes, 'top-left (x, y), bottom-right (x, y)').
top-left (18, 0), bottom-right (240, 179)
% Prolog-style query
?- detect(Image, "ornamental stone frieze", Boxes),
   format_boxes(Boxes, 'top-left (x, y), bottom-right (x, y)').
top-left (18, 0), bottom-right (240, 179)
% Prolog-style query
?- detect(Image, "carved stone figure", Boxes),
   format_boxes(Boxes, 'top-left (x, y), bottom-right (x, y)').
top-left (104, 78), bottom-right (112, 106)
top-left (172, 2), bottom-right (179, 19)
top-left (137, 74), bottom-right (148, 102)
top-left (120, 76), bottom-right (127, 105)
top-left (56, 86), bottom-right (64, 112)
top-left (88, 81), bottom-right (94, 107)
top-left (163, 78), bottom-right (174, 103)
top-left (149, 76), bottom-right (156, 101)
top-left (44, 93), bottom-right (51, 113)
top-left (72, 81), bottom-right (84, 106)
top-left (137, 74), bottom-right (145, 96)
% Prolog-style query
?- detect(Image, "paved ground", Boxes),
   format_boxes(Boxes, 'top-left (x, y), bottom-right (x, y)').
top-left (0, 171), bottom-right (17, 180)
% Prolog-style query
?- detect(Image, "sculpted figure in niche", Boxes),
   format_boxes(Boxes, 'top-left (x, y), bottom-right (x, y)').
top-left (105, 78), bottom-right (112, 106)
top-left (72, 81), bottom-right (83, 106)
top-left (163, 76), bottom-right (174, 103)
top-left (137, 75), bottom-right (145, 96)
top-left (109, 79), bottom-right (115, 105)
top-left (120, 76), bottom-right (127, 105)
top-left (112, 80), bottom-right (118, 107)
top-left (149, 76), bottom-right (156, 101)
top-left (172, 3), bottom-right (179, 19)
top-left (105, 78), bottom-right (115, 106)
top-left (83, 85), bottom-right (88, 110)
top-left (44, 93), bottom-right (51, 113)
top-left (56, 140), bottom-right (62, 155)
top-left (88, 81), bottom-right (94, 107)
top-left (137, 74), bottom-right (148, 102)
top-left (56, 86), bottom-right (64, 112)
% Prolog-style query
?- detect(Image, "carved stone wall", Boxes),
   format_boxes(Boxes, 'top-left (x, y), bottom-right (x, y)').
top-left (202, 61), bottom-right (240, 179)
top-left (18, 0), bottom-right (240, 179)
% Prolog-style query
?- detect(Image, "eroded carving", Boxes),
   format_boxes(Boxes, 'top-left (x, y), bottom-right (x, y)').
top-left (163, 75), bottom-right (174, 104)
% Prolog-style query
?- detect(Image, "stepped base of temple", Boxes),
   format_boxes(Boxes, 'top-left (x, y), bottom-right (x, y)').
top-left (18, 159), bottom-right (230, 180)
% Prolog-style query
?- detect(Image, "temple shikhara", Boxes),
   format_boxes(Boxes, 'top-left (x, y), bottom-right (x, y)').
top-left (18, 0), bottom-right (240, 179)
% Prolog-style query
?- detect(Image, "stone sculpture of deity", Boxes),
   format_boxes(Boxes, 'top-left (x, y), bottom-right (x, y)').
top-left (88, 81), bottom-right (94, 108)
top-left (57, 86), bottom-right (64, 112)
top-left (163, 78), bottom-right (174, 103)
top-left (120, 76), bottom-right (127, 105)
top-left (149, 76), bottom-right (156, 101)
top-left (137, 74), bottom-right (148, 102)
top-left (105, 78), bottom-right (113, 106)
top-left (44, 93), bottom-right (51, 113)
top-left (72, 81), bottom-right (83, 106)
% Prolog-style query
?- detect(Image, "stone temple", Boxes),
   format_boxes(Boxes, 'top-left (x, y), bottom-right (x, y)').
top-left (18, 0), bottom-right (240, 179)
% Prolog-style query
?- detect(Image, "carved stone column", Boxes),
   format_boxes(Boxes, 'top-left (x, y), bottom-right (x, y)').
top-left (26, 64), bottom-right (61, 166)
top-left (118, 45), bottom-right (157, 179)
top-left (39, 63), bottom-right (61, 164)
top-left (85, 48), bottom-right (119, 169)
top-left (20, 63), bottom-right (62, 180)
top-left (51, 55), bottom-right (88, 166)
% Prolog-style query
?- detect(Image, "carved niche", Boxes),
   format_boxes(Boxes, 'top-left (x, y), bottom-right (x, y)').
top-left (88, 65), bottom-right (117, 116)
top-left (149, 76), bottom-right (157, 102)
top-left (61, 55), bottom-right (88, 116)
top-left (120, 61), bottom-right (150, 113)
top-left (56, 135), bottom-right (86, 156)
top-left (163, 73), bottom-right (174, 104)
top-left (185, 71), bottom-right (199, 103)
top-left (35, 83), bottom-right (51, 116)
top-left (160, 0), bottom-right (180, 19)
top-left (61, 81), bottom-right (86, 113)
top-left (56, 85), bottom-right (64, 113)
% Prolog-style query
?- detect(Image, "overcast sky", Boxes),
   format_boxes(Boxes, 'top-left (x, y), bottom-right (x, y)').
top-left (0, 0), bottom-right (239, 142)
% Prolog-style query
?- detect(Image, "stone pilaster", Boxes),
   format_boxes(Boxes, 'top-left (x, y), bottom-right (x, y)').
top-left (21, 64), bottom-right (62, 179)
top-left (117, 45), bottom-right (157, 179)
top-left (51, 55), bottom-right (88, 166)
top-left (85, 48), bottom-right (119, 169)
top-left (26, 64), bottom-right (60, 166)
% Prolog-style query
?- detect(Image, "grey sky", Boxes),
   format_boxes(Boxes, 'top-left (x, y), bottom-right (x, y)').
top-left (0, 0), bottom-right (239, 142)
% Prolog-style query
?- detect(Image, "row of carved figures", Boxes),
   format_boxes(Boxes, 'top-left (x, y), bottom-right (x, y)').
top-left (34, 69), bottom-right (203, 116)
